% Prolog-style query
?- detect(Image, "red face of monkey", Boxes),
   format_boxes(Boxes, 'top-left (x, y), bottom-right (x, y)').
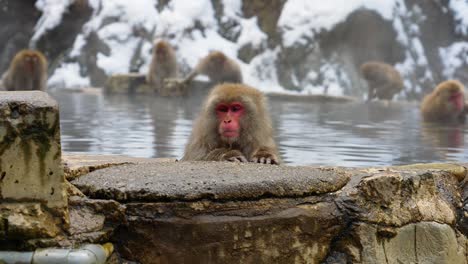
top-left (216, 101), bottom-right (244, 141)
top-left (449, 90), bottom-right (464, 112)
top-left (23, 54), bottom-right (39, 72)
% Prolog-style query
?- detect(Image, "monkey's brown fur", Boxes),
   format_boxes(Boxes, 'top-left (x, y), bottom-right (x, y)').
top-left (421, 80), bottom-right (466, 123)
top-left (183, 51), bottom-right (243, 84)
top-left (182, 83), bottom-right (280, 164)
top-left (360, 61), bottom-right (404, 101)
top-left (2, 50), bottom-right (48, 91)
top-left (146, 40), bottom-right (178, 95)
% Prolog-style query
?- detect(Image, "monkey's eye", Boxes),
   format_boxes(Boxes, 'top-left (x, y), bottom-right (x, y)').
top-left (216, 104), bottom-right (229, 113)
top-left (230, 104), bottom-right (243, 112)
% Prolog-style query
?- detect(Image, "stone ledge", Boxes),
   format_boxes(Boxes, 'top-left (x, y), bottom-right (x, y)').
top-left (62, 153), bottom-right (176, 180)
top-left (68, 159), bottom-right (466, 263)
top-left (72, 161), bottom-right (351, 202)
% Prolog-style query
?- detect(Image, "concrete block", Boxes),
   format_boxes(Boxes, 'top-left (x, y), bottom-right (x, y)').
top-left (0, 91), bottom-right (68, 238)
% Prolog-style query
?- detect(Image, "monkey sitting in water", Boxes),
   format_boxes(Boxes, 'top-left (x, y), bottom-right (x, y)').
top-left (360, 61), bottom-right (404, 101)
top-left (1, 49), bottom-right (48, 91)
top-left (182, 83), bottom-right (280, 164)
top-left (183, 51), bottom-right (243, 84)
top-left (420, 80), bottom-right (466, 123)
top-left (146, 40), bottom-right (180, 96)
top-left (165, 51), bottom-right (243, 93)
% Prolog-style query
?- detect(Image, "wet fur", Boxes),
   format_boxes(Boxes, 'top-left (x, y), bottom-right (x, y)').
top-left (146, 40), bottom-right (178, 94)
top-left (185, 51), bottom-right (242, 84)
top-left (360, 61), bottom-right (404, 100)
top-left (2, 50), bottom-right (48, 91)
top-left (182, 83), bottom-right (279, 163)
top-left (421, 80), bottom-right (466, 123)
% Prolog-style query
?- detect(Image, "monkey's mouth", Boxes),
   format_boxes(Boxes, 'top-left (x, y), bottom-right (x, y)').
top-left (222, 130), bottom-right (239, 138)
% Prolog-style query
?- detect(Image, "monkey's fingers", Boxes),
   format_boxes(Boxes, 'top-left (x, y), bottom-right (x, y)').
top-left (238, 156), bottom-right (248, 162)
top-left (251, 155), bottom-right (279, 165)
top-left (227, 156), bottom-right (247, 162)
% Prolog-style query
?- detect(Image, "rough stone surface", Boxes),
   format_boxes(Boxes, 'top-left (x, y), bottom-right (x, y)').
top-left (104, 73), bottom-right (152, 94)
top-left (329, 222), bottom-right (467, 264)
top-left (68, 160), bottom-right (468, 264)
top-left (0, 203), bottom-right (60, 240)
top-left (118, 199), bottom-right (343, 264)
top-left (63, 153), bottom-right (175, 180)
top-left (103, 74), bottom-right (358, 103)
top-left (0, 91), bottom-right (68, 240)
top-left (72, 161), bottom-right (351, 202)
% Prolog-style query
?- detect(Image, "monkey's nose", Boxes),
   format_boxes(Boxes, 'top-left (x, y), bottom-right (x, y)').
top-left (224, 119), bottom-right (231, 123)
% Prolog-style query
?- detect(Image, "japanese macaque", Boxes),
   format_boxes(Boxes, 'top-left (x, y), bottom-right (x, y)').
top-left (182, 51), bottom-right (243, 84)
top-left (146, 40), bottom-right (179, 96)
top-left (182, 83), bottom-right (280, 164)
top-left (420, 80), bottom-right (466, 123)
top-left (360, 61), bottom-right (404, 101)
top-left (1, 50), bottom-right (48, 91)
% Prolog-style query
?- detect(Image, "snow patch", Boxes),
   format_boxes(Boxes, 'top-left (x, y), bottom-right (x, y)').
top-left (449, 0), bottom-right (468, 35)
top-left (48, 63), bottom-right (90, 89)
top-left (33, 0), bottom-right (73, 43)
top-left (439, 42), bottom-right (468, 78)
top-left (279, 0), bottom-right (397, 47)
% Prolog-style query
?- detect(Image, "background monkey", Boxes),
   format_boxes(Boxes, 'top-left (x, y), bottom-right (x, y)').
top-left (182, 83), bottom-right (280, 164)
top-left (1, 50), bottom-right (48, 91)
top-left (360, 61), bottom-right (404, 101)
top-left (182, 51), bottom-right (243, 84)
top-left (146, 40), bottom-right (178, 95)
top-left (420, 80), bottom-right (466, 123)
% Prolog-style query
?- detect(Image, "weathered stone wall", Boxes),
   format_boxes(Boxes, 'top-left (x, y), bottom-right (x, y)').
top-left (0, 92), bottom-right (68, 243)
top-left (69, 157), bottom-right (467, 264)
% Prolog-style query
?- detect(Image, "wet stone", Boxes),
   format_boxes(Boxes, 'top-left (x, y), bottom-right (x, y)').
top-left (0, 91), bottom-right (68, 241)
top-left (72, 161), bottom-right (351, 202)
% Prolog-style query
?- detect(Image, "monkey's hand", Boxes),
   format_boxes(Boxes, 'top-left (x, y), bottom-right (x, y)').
top-left (222, 149), bottom-right (248, 162)
top-left (250, 148), bottom-right (279, 165)
top-left (205, 148), bottom-right (248, 162)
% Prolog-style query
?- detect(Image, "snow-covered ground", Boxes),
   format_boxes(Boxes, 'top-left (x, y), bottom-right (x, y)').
top-left (35, 0), bottom-right (468, 96)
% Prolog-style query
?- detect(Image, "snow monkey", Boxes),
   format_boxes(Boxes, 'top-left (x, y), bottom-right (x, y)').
top-left (146, 40), bottom-right (179, 95)
top-left (360, 61), bottom-right (404, 101)
top-left (182, 51), bottom-right (243, 84)
top-left (182, 83), bottom-right (280, 164)
top-left (1, 50), bottom-right (48, 91)
top-left (421, 80), bottom-right (466, 123)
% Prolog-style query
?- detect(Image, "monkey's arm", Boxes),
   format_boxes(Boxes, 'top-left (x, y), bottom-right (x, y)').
top-left (1, 71), bottom-right (11, 90)
top-left (205, 148), bottom-right (248, 162)
top-left (250, 147), bottom-right (280, 165)
top-left (181, 69), bottom-right (199, 84)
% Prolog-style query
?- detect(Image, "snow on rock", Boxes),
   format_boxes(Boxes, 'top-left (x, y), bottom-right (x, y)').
top-left (449, 0), bottom-right (468, 36)
top-left (40, 0), bottom-right (468, 96)
top-left (278, 0), bottom-right (396, 47)
top-left (439, 42), bottom-right (468, 78)
top-left (33, 0), bottom-right (74, 43)
top-left (48, 63), bottom-right (90, 88)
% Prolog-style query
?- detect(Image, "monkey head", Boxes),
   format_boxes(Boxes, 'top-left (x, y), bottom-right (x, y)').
top-left (206, 51), bottom-right (226, 68)
top-left (154, 41), bottom-right (170, 57)
top-left (203, 84), bottom-right (264, 146)
top-left (436, 80), bottom-right (465, 113)
top-left (19, 51), bottom-right (44, 73)
top-left (182, 83), bottom-right (279, 163)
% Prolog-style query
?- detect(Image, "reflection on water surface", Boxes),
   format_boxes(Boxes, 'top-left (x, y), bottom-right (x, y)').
top-left (52, 90), bottom-right (468, 167)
